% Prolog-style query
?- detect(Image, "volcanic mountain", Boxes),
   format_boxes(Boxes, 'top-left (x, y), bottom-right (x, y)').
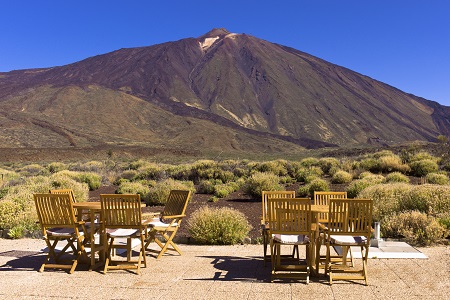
top-left (1, 28), bottom-right (449, 158)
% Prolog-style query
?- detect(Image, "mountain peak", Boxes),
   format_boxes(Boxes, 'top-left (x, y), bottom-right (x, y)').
top-left (198, 28), bottom-right (231, 40)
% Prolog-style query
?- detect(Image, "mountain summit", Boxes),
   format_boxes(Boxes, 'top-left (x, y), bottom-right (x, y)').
top-left (0, 29), bottom-right (449, 155)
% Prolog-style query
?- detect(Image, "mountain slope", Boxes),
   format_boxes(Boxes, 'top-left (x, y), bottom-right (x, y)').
top-left (1, 28), bottom-right (449, 153)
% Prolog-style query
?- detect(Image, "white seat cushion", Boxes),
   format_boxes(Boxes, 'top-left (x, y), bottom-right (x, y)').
top-left (47, 227), bottom-right (84, 237)
top-left (330, 235), bottom-right (367, 245)
top-left (106, 228), bottom-right (140, 238)
top-left (272, 234), bottom-right (309, 245)
top-left (145, 220), bottom-right (177, 228)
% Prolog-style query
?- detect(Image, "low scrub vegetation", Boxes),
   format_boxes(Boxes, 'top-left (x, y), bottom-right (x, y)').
top-left (187, 207), bottom-right (252, 244)
top-left (1, 148), bottom-right (449, 244)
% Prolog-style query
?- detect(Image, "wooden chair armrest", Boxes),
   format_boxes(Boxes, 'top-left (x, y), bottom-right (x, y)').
top-left (142, 212), bottom-right (161, 219)
top-left (318, 223), bottom-right (328, 231)
top-left (163, 214), bottom-right (185, 219)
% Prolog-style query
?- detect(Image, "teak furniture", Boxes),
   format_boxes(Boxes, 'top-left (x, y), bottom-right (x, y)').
top-left (100, 194), bottom-right (146, 274)
top-left (144, 190), bottom-right (191, 259)
top-left (267, 197), bottom-right (312, 283)
top-left (34, 193), bottom-right (88, 274)
top-left (261, 190), bottom-right (296, 266)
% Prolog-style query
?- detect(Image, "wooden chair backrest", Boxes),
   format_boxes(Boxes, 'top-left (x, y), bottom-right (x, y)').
top-left (267, 197), bottom-right (311, 236)
top-left (100, 194), bottom-right (143, 229)
top-left (49, 189), bottom-right (76, 202)
top-left (313, 191), bottom-right (347, 223)
top-left (328, 198), bottom-right (373, 240)
top-left (261, 191), bottom-right (295, 223)
top-left (34, 193), bottom-right (77, 233)
top-left (162, 190), bottom-right (191, 218)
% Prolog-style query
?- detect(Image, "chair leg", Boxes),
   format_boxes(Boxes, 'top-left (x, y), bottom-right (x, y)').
top-left (103, 237), bottom-right (114, 274)
top-left (263, 230), bottom-right (268, 266)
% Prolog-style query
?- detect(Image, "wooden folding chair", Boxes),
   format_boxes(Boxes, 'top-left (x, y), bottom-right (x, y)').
top-left (261, 190), bottom-right (296, 266)
top-left (100, 194), bottom-right (147, 274)
top-left (34, 193), bottom-right (89, 274)
top-left (144, 190), bottom-right (191, 259)
top-left (324, 198), bottom-right (373, 285)
top-left (267, 197), bottom-right (312, 283)
top-left (313, 191), bottom-right (354, 271)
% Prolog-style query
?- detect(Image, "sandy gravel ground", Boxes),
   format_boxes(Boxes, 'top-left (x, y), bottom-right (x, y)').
top-left (0, 238), bottom-right (449, 299)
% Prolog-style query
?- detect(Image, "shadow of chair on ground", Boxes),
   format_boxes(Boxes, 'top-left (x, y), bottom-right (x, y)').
top-left (0, 249), bottom-right (91, 273)
top-left (0, 249), bottom-right (45, 272)
top-left (189, 255), bottom-right (330, 284)
top-left (190, 255), bottom-right (270, 282)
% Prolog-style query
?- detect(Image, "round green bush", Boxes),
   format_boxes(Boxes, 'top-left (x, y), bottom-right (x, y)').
top-left (78, 172), bottom-right (102, 190)
top-left (425, 173), bottom-right (449, 185)
top-left (359, 183), bottom-right (411, 221)
top-left (297, 178), bottom-right (329, 197)
top-left (295, 166), bottom-right (323, 182)
top-left (381, 210), bottom-right (446, 246)
top-left (117, 181), bottom-right (150, 202)
top-left (187, 207), bottom-right (252, 245)
top-left (318, 157), bottom-right (340, 175)
top-left (359, 157), bottom-right (380, 173)
top-left (47, 162), bottom-right (67, 173)
top-left (409, 159), bottom-right (439, 177)
top-left (243, 172), bottom-right (283, 198)
top-left (256, 160), bottom-right (288, 176)
top-left (197, 179), bottom-right (221, 194)
top-left (331, 170), bottom-right (353, 184)
top-left (19, 164), bottom-right (48, 177)
top-left (147, 178), bottom-right (195, 205)
top-left (399, 184), bottom-right (450, 215)
top-left (385, 172), bottom-right (410, 183)
top-left (378, 155), bottom-right (410, 173)
top-left (300, 157), bottom-right (320, 168)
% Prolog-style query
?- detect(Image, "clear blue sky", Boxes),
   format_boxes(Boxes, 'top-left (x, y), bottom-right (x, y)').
top-left (1, 1), bottom-right (450, 106)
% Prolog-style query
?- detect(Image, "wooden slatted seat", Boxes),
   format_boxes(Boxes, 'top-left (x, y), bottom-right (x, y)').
top-left (324, 198), bottom-right (373, 285)
top-left (144, 190), bottom-right (191, 259)
top-left (100, 194), bottom-right (146, 274)
top-left (267, 197), bottom-right (312, 283)
top-left (261, 190), bottom-right (296, 266)
top-left (34, 193), bottom-right (89, 274)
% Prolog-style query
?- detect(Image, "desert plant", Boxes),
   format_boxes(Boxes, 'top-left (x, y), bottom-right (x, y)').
top-left (197, 179), bottom-right (221, 194)
top-left (256, 160), bottom-right (288, 176)
top-left (359, 157), bottom-right (380, 173)
top-left (378, 155), bottom-right (410, 173)
top-left (187, 207), bottom-right (252, 245)
top-left (77, 172), bottom-right (102, 190)
top-left (331, 170), bottom-right (353, 184)
top-left (409, 159), bottom-right (439, 177)
top-left (117, 181), bottom-right (150, 202)
top-left (134, 163), bottom-right (167, 181)
top-left (147, 178), bottom-right (194, 205)
top-left (7, 225), bottom-right (26, 239)
top-left (214, 182), bottom-right (240, 198)
top-left (425, 173), bottom-right (449, 185)
top-left (318, 157), bottom-right (340, 175)
top-left (399, 184), bottom-right (450, 215)
top-left (19, 164), bottom-right (48, 177)
top-left (47, 162), bottom-right (67, 173)
top-left (297, 178), bottom-right (329, 197)
top-left (385, 172), bottom-right (410, 183)
top-left (295, 166), bottom-right (323, 182)
top-left (359, 183), bottom-right (411, 221)
top-left (300, 157), bottom-right (320, 168)
top-left (54, 171), bottom-right (101, 191)
top-left (410, 151), bottom-right (438, 163)
top-left (243, 172), bottom-right (283, 198)
top-left (346, 173), bottom-right (385, 198)
top-left (117, 169), bottom-right (139, 182)
top-left (381, 211), bottom-right (446, 246)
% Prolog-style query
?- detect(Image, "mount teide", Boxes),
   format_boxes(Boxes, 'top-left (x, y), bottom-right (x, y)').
top-left (1, 28), bottom-right (450, 156)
